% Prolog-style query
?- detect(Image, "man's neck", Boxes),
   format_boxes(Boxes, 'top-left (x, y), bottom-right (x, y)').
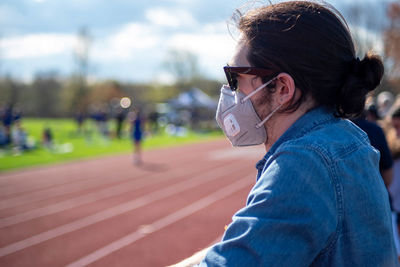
top-left (264, 103), bottom-right (314, 152)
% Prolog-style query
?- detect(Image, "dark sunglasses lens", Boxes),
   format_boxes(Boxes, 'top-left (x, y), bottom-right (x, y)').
top-left (230, 74), bottom-right (237, 91)
top-left (225, 69), bottom-right (237, 91)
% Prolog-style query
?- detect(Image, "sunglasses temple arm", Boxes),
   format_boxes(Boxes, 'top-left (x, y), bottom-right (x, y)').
top-left (241, 77), bottom-right (277, 103)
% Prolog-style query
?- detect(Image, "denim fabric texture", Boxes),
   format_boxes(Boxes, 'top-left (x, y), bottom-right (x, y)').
top-left (200, 107), bottom-right (399, 267)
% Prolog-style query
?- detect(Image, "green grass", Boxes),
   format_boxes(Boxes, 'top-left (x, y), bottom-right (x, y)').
top-left (0, 118), bottom-right (223, 172)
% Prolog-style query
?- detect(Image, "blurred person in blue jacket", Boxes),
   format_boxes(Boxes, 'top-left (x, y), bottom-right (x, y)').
top-left (130, 108), bottom-right (145, 165)
top-left (0, 125), bottom-right (8, 148)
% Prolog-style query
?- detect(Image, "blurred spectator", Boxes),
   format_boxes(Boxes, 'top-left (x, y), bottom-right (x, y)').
top-left (130, 109), bottom-right (145, 165)
top-left (75, 111), bottom-right (85, 134)
top-left (98, 109), bottom-right (109, 137)
top-left (3, 127), bottom-right (11, 147)
top-left (0, 125), bottom-right (8, 148)
top-left (42, 127), bottom-right (54, 150)
top-left (378, 91), bottom-right (395, 119)
top-left (91, 108), bottom-right (109, 138)
top-left (11, 121), bottom-right (30, 152)
top-left (2, 104), bottom-right (14, 128)
top-left (2, 104), bottom-right (14, 143)
top-left (148, 110), bottom-right (159, 135)
top-left (115, 108), bottom-right (126, 139)
top-left (365, 104), bottom-right (381, 123)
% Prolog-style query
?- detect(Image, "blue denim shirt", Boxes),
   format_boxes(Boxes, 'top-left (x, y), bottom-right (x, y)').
top-left (201, 107), bottom-right (399, 266)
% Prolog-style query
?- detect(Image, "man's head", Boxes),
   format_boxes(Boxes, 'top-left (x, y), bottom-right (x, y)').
top-left (377, 91), bottom-right (394, 118)
top-left (228, 1), bottom-right (384, 118)
top-left (226, 39), bottom-right (297, 124)
top-left (365, 104), bottom-right (380, 122)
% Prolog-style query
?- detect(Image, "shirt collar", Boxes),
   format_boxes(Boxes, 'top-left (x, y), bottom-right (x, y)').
top-left (255, 106), bottom-right (337, 178)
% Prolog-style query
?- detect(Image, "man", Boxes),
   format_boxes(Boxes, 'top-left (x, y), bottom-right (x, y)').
top-left (174, 1), bottom-right (398, 266)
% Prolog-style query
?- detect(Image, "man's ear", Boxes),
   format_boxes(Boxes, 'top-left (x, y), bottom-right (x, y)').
top-left (274, 73), bottom-right (295, 105)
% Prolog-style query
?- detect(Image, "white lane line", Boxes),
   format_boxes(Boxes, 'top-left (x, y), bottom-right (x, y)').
top-left (0, 162), bottom-right (118, 196)
top-left (0, 174), bottom-right (129, 210)
top-left (66, 176), bottom-right (252, 267)
top-left (0, 149), bottom-right (203, 208)
top-left (0, 146), bottom-right (217, 210)
top-left (0, 141), bottom-right (221, 188)
top-left (0, 161), bottom-right (248, 257)
top-left (0, 162), bottom-right (227, 228)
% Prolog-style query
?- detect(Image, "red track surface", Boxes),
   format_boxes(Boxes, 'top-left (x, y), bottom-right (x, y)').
top-left (0, 139), bottom-right (265, 266)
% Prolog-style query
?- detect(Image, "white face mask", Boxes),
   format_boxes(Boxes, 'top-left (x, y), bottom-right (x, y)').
top-left (215, 77), bottom-right (281, 147)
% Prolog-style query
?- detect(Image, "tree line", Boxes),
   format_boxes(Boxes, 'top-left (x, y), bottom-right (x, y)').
top-left (0, 72), bottom-right (221, 118)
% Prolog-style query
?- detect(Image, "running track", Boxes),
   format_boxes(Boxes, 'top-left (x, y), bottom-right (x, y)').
top-left (0, 139), bottom-right (265, 266)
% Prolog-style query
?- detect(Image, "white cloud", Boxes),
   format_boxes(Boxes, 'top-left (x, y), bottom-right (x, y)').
top-left (0, 16), bottom-right (235, 82)
top-left (153, 71), bottom-right (176, 85)
top-left (167, 21), bottom-right (236, 79)
top-left (1, 33), bottom-right (76, 59)
top-left (163, 0), bottom-right (199, 5)
top-left (89, 19), bottom-right (234, 80)
top-left (145, 7), bottom-right (197, 28)
top-left (92, 23), bottom-right (162, 62)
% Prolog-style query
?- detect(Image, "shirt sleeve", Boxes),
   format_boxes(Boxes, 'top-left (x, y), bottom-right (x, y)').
top-left (200, 145), bottom-right (338, 267)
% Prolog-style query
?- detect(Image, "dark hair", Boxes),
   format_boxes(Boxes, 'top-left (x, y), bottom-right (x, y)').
top-left (234, 1), bottom-right (384, 118)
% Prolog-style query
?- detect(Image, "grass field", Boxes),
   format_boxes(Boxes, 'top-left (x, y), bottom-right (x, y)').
top-left (0, 118), bottom-right (223, 172)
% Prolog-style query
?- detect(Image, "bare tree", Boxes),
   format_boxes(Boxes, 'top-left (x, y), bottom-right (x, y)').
top-left (341, 1), bottom-right (400, 94)
top-left (384, 1), bottom-right (400, 79)
top-left (0, 76), bottom-right (22, 108)
top-left (0, 33), bottom-right (2, 79)
top-left (70, 27), bottom-right (91, 113)
top-left (342, 1), bottom-right (388, 58)
top-left (162, 49), bottom-right (201, 85)
top-left (31, 71), bottom-right (62, 117)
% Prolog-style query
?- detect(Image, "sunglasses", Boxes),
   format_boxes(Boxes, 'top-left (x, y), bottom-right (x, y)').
top-left (223, 66), bottom-right (277, 91)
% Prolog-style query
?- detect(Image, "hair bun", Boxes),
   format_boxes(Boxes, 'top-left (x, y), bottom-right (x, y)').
top-left (336, 52), bottom-right (384, 118)
top-left (356, 52), bottom-right (384, 91)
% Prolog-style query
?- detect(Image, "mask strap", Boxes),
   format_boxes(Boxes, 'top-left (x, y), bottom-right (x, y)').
top-left (241, 77), bottom-right (277, 103)
top-left (255, 104), bottom-right (282, 129)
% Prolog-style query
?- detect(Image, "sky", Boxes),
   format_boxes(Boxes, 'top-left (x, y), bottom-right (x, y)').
top-left (0, 0), bottom-right (383, 84)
